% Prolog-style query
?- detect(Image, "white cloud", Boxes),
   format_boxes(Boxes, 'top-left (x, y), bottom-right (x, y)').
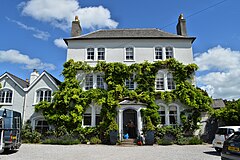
top-left (54, 38), bottom-right (67, 49)
top-left (6, 17), bottom-right (50, 40)
top-left (194, 46), bottom-right (240, 100)
top-left (19, 0), bottom-right (118, 30)
top-left (0, 49), bottom-right (55, 70)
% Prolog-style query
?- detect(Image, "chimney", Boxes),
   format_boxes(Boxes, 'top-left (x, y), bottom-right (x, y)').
top-left (30, 69), bottom-right (39, 84)
top-left (71, 16), bottom-right (82, 37)
top-left (176, 14), bottom-right (187, 36)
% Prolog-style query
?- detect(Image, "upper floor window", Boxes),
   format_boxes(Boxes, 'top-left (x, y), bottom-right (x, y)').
top-left (85, 74), bottom-right (93, 90)
top-left (97, 48), bottom-right (105, 60)
top-left (36, 89), bottom-right (52, 103)
top-left (0, 89), bottom-right (13, 104)
top-left (166, 47), bottom-right (173, 59)
top-left (97, 75), bottom-right (104, 89)
top-left (87, 48), bottom-right (94, 60)
top-left (155, 47), bottom-right (163, 60)
top-left (155, 72), bottom-right (164, 90)
top-left (125, 47), bottom-right (134, 60)
top-left (167, 73), bottom-right (175, 90)
top-left (125, 75), bottom-right (134, 90)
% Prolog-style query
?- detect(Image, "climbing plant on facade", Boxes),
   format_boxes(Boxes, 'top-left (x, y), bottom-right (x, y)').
top-left (36, 58), bottom-right (213, 140)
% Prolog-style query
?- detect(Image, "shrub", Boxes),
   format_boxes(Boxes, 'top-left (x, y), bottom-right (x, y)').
top-left (42, 136), bottom-right (80, 145)
top-left (90, 137), bottom-right (101, 144)
top-left (176, 136), bottom-right (191, 145)
top-left (21, 122), bottom-right (41, 143)
top-left (188, 136), bottom-right (202, 145)
top-left (157, 137), bottom-right (174, 145)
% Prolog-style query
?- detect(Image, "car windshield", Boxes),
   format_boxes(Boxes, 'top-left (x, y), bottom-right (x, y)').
top-left (228, 133), bottom-right (240, 142)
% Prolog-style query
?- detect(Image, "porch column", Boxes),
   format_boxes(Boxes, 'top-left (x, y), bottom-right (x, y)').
top-left (118, 110), bottom-right (123, 141)
top-left (137, 108), bottom-right (142, 136)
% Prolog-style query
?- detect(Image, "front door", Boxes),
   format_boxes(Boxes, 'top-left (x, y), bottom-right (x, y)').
top-left (123, 109), bottom-right (137, 138)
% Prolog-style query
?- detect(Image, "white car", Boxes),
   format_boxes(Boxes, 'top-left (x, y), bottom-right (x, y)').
top-left (212, 126), bottom-right (240, 152)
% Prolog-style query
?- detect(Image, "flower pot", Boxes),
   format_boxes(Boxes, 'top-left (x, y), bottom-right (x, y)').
top-left (145, 130), bottom-right (154, 145)
top-left (109, 130), bottom-right (118, 145)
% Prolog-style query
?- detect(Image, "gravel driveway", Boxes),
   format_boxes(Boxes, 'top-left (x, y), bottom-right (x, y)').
top-left (0, 144), bottom-right (220, 160)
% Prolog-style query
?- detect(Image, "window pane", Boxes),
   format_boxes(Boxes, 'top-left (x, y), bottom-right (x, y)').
top-left (167, 74), bottom-right (175, 90)
top-left (87, 48), bottom-right (94, 60)
top-left (126, 47), bottom-right (134, 60)
top-left (96, 114), bottom-right (101, 125)
top-left (156, 78), bottom-right (164, 90)
top-left (155, 47), bottom-right (162, 60)
top-left (35, 120), bottom-right (49, 134)
top-left (97, 75), bottom-right (104, 89)
top-left (169, 106), bottom-right (177, 125)
top-left (166, 47), bottom-right (173, 59)
top-left (44, 90), bottom-right (52, 102)
top-left (98, 48), bottom-right (105, 60)
top-left (85, 74), bottom-right (93, 90)
top-left (0, 91), bottom-right (4, 103)
top-left (158, 109), bottom-right (165, 125)
top-left (83, 114), bottom-right (91, 126)
top-left (125, 75), bottom-right (134, 90)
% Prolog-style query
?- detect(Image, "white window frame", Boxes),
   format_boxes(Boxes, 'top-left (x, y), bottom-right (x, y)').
top-left (85, 74), bottom-right (93, 90)
top-left (83, 107), bottom-right (92, 127)
top-left (0, 88), bottom-right (13, 105)
top-left (96, 75), bottom-right (104, 89)
top-left (97, 47), bottom-right (105, 61)
top-left (86, 47), bottom-right (95, 61)
top-left (167, 73), bottom-right (175, 90)
top-left (125, 47), bottom-right (135, 61)
top-left (165, 46), bottom-right (174, 59)
top-left (125, 75), bottom-right (135, 90)
top-left (33, 118), bottom-right (50, 134)
top-left (155, 72), bottom-right (165, 91)
top-left (154, 47), bottom-right (163, 60)
top-left (169, 105), bottom-right (178, 125)
top-left (35, 88), bottom-right (52, 104)
top-left (158, 106), bottom-right (166, 125)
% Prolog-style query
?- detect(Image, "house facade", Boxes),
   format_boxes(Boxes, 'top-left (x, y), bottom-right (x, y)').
top-left (64, 15), bottom-right (196, 139)
top-left (0, 70), bottom-right (60, 133)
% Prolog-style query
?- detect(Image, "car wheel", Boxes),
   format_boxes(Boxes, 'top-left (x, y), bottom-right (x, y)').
top-left (215, 147), bottom-right (222, 152)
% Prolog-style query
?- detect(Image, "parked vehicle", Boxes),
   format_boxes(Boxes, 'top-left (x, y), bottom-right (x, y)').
top-left (213, 126), bottom-right (240, 152)
top-left (221, 131), bottom-right (240, 160)
top-left (0, 109), bottom-right (21, 153)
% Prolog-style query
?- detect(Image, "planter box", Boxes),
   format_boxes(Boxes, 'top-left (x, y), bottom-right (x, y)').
top-left (145, 131), bottom-right (154, 145)
top-left (109, 130), bottom-right (118, 145)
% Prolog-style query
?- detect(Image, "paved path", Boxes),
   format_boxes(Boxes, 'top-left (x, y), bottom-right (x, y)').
top-left (0, 144), bottom-right (220, 160)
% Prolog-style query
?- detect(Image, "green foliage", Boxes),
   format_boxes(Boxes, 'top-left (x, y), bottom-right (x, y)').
top-left (42, 136), bottom-right (80, 145)
top-left (157, 138), bottom-right (174, 145)
top-left (90, 136), bottom-right (102, 144)
top-left (213, 99), bottom-right (240, 125)
top-left (21, 122), bottom-right (41, 143)
top-left (155, 126), bottom-right (183, 140)
top-left (143, 116), bottom-right (155, 131)
top-left (36, 58), bottom-right (212, 142)
top-left (188, 136), bottom-right (203, 145)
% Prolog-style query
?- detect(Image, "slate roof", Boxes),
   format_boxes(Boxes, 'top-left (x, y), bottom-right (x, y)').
top-left (43, 70), bottom-right (61, 86)
top-left (5, 72), bottom-right (29, 88)
top-left (64, 28), bottom-right (196, 44)
top-left (212, 99), bottom-right (225, 109)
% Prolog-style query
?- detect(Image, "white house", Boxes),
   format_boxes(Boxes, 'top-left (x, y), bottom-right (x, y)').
top-left (64, 15), bottom-right (196, 139)
top-left (0, 70), bottom-right (60, 133)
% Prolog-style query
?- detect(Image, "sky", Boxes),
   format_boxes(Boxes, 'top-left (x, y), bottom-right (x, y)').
top-left (0, 0), bottom-right (240, 100)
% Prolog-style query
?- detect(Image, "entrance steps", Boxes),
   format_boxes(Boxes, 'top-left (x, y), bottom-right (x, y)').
top-left (120, 138), bottom-right (135, 146)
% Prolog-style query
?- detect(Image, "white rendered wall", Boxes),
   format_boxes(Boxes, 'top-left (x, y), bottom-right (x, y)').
top-left (66, 39), bottom-right (194, 66)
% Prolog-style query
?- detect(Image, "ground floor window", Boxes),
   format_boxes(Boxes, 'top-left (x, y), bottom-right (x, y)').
top-left (34, 119), bottom-right (49, 134)
top-left (83, 113), bottom-right (91, 126)
top-left (158, 104), bottom-right (179, 126)
top-left (158, 107), bottom-right (165, 125)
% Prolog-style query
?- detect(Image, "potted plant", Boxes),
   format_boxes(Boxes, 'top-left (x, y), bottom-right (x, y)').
top-left (108, 120), bottom-right (118, 145)
top-left (144, 116), bottom-right (155, 145)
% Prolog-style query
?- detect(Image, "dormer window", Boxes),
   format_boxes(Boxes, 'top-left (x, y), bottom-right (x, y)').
top-left (125, 47), bottom-right (134, 60)
top-left (166, 47), bottom-right (173, 59)
top-left (97, 48), bottom-right (105, 60)
top-left (0, 89), bottom-right (13, 104)
top-left (87, 48), bottom-right (94, 60)
top-left (155, 47), bottom-right (163, 60)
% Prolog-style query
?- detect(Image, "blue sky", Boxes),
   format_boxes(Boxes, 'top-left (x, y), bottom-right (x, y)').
top-left (1, 0), bottom-right (240, 99)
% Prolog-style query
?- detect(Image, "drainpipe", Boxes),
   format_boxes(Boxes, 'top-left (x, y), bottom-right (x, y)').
top-left (22, 91), bottom-right (28, 125)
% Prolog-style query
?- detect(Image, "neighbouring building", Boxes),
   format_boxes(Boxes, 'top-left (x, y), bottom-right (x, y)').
top-left (63, 15), bottom-right (197, 139)
top-left (0, 70), bottom-right (60, 133)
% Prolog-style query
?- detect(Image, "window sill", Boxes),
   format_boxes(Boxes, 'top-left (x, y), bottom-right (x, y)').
top-left (124, 60), bottom-right (135, 62)
top-left (0, 103), bottom-right (13, 106)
